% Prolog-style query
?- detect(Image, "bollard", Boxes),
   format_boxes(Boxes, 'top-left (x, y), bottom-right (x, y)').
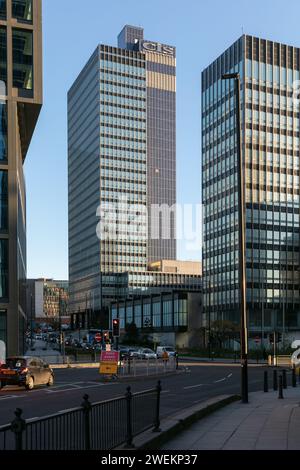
top-left (124, 386), bottom-right (134, 448)
top-left (278, 375), bottom-right (284, 399)
top-left (11, 408), bottom-right (26, 451)
top-left (153, 380), bottom-right (162, 433)
top-left (176, 353), bottom-right (179, 370)
top-left (273, 369), bottom-right (278, 391)
top-left (282, 369), bottom-right (287, 389)
top-left (292, 366), bottom-right (297, 388)
top-left (264, 371), bottom-right (268, 392)
top-left (81, 394), bottom-right (92, 451)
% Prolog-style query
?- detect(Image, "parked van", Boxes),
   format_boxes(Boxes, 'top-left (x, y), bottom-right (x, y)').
top-left (156, 346), bottom-right (176, 358)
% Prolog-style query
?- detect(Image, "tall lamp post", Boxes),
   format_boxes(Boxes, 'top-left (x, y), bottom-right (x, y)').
top-left (222, 73), bottom-right (248, 404)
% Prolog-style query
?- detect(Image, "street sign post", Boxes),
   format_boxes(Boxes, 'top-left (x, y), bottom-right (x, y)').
top-left (95, 333), bottom-right (102, 343)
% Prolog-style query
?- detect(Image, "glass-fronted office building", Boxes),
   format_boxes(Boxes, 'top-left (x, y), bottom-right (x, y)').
top-left (0, 0), bottom-right (42, 355)
top-left (111, 291), bottom-right (202, 348)
top-left (202, 35), bottom-right (300, 342)
top-left (68, 26), bottom-right (177, 316)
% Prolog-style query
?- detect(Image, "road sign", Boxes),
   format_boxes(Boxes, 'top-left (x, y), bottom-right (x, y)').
top-left (95, 333), bottom-right (102, 343)
top-left (99, 351), bottom-right (120, 376)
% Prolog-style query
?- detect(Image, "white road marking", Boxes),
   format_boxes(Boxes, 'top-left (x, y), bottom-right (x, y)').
top-left (183, 384), bottom-right (205, 390)
top-left (214, 378), bottom-right (226, 383)
top-left (227, 373), bottom-right (233, 378)
top-left (45, 383), bottom-right (110, 394)
top-left (0, 395), bottom-right (23, 400)
top-left (161, 390), bottom-right (170, 394)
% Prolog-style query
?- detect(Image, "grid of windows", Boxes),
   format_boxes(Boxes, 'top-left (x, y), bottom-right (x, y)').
top-left (99, 51), bottom-right (148, 274)
top-left (202, 35), bottom-right (300, 332)
top-left (112, 293), bottom-right (191, 330)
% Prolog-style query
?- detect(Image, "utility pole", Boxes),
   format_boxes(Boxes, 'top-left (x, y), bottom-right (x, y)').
top-left (222, 73), bottom-right (248, 404)
top-left (208, 278), bottom-right (211, 360)
top-left (30, 293), bottom-right (33, 349)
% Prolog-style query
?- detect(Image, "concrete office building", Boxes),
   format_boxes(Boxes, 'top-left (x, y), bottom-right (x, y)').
top-left (202, 35), bottom-right (300, 344)
top-left (26, 279), bottom-right (69, 324)
top-left (0, 0), bottom-right (42, 355)
top-left (68, 25), bottom-right (177, 316)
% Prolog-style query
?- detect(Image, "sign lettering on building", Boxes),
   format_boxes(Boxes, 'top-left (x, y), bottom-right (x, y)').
top-left (140, 40), bottom-right (176, 58)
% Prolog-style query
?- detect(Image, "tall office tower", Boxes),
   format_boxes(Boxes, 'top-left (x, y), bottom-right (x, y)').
top-left (0, 0), bottom-right (42, 355)
top-left (68, 26), bottom-right (176, 315)
top-left (202, 35), bottom-right (300, 342)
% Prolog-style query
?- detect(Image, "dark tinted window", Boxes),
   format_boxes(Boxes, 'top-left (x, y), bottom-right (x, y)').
top-left (12, 29), bottom-right (33, 90)
top-left (0, 309), bottom-right (6, 344)
top-left (0, 1), bottom-right (6, 20)
top-left (28, 359), bottom-right (37, 367)
top-left (6, 358), bottom-right (26, 368)
top-left (0, 171), bottom-right (7, 230)
top-left (0, 239), bottom-right (8, 299)
top-left (0, 103), bottom-right (7, 161)
top-left (0, 28), bottom-right (7, 90)
top-left (12, 0), bottom-right (32, 22)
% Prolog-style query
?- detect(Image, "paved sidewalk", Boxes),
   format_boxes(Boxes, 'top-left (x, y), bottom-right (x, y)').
top-left (161, 387), bottom-right (300, 450)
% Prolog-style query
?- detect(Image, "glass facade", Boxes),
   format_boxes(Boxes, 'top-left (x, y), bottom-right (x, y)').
top-left (0, 1), bottom-right (6, 19)
top-left (12, 0), bottom-right (33, 22)
top-left (111, 292), bottom-right (191, 331)
top-left (0, 239), bottom-right (8, 299)
top-left (0, 27), bottom-right (7, 89)
top-left (0, 102), bottom-right (7, 160)
top-left (68, 26), bottom-right (177, 315)
top-left (99, 45), bottom-right (148, 274)
top-left (0, 309), bottom-right (6, 344)
top-left (12, 28), bottom-right (33, 89)
top-left (0, 170), bottom-right (8, 231)
top-left (202, 35), bottom-right (300, 335)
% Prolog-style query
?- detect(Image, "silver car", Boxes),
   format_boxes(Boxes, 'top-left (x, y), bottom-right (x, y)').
top-left (138, 348), bottom-right (157, 360)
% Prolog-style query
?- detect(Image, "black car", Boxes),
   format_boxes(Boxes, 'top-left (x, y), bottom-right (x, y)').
top-left (0, 357), bottom-right (54, 391)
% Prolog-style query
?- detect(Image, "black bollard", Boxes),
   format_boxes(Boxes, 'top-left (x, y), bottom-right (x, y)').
top-left (282, 369), bottom-right (287, 389)
top-left (278, 375), bottom-right (284, 399)
top-left (273, 369), bottom-right (278, 391)
top-left (292, 366), bottom-right (297, 388)
top-left (264, 370), bottom-right (268, 392)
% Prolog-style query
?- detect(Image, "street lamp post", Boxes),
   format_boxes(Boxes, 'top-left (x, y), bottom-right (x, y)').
top-left (208, 278), bottom-right (211, 360)
top-left (30, 293), bottom-right (34, 349)
top-left (222, 73), bottom-right (248, 404)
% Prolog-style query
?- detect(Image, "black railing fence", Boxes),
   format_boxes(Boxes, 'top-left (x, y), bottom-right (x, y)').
top-left (0, 381), bottom-right (162, 450)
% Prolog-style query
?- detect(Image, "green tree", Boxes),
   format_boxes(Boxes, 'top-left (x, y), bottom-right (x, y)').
top-left (123, 322), bottom-right (139, 345)
top-left (211, 320), bottom-right (239, 349)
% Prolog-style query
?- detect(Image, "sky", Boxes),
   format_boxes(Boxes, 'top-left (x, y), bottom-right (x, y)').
top-left (25, 0), bottom-right (300, 280)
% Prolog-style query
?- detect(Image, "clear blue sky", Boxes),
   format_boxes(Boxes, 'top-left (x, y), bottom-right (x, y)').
top-left (25, 0), bottom-right (300, 280)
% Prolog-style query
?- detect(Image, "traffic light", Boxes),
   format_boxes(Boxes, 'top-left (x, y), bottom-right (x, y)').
top-left (112, 318), bottom-right (120, 337)
top-left (277, 333), bottom-right (282, 343)
top-left (103, 332), bottom-right (110, 343)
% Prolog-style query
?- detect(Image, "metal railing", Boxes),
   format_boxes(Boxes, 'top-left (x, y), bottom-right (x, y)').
top-left (0, 381), bottom-right (162, 450)
top-left (119, 356), bottom-right (177, 377)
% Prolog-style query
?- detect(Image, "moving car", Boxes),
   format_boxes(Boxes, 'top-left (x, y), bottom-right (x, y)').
top-left (156, 346), bottom-right (177, 358)
top-left (138, 348), bottom-right (157, 359)
top-left (0, 357), bottom-right (54, 391)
